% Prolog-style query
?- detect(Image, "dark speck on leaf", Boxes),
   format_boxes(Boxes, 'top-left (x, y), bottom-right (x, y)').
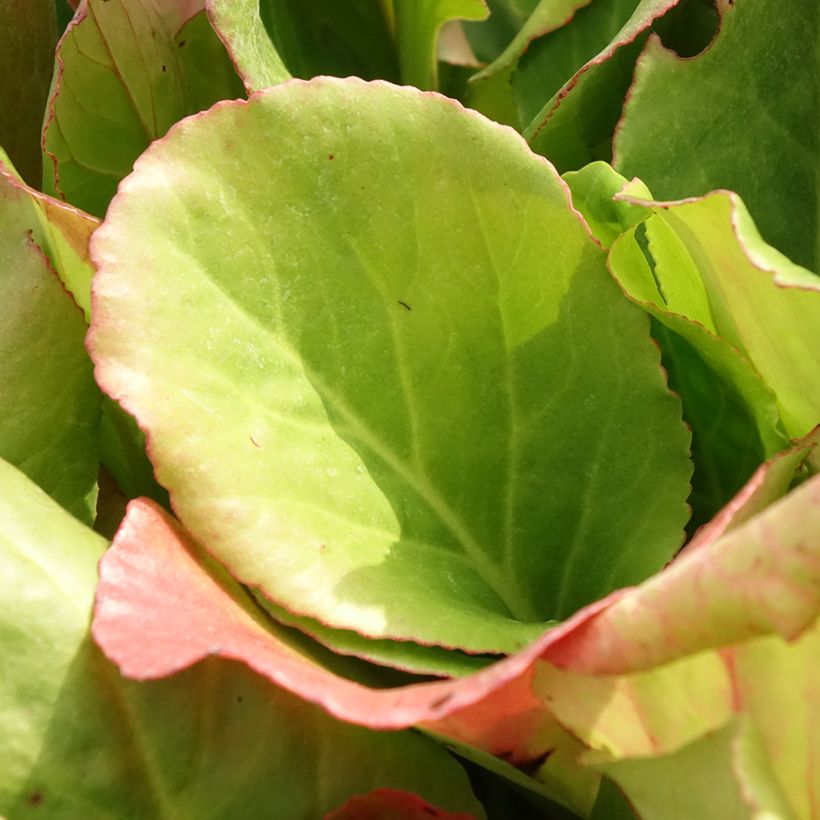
top-left (28, 792), bottom-right (44, 807)
top-left (161, 64), bottom-right (166, 72)
top-left (398, 300), bottom-right (411, 311)
top-left (250, 436), bottom-right (261, 449)
top-left (178, 40), bottom-right (186, 47)
top-left (328, 153), bottom-right (335, 160)
top-left (236, 695), bottom-right (244, 703)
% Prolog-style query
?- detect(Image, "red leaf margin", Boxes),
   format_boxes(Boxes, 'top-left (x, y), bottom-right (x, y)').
top-left (92, 441), bottom-right (820, 763)
top-left (324, 788), bottom-right (477, 820)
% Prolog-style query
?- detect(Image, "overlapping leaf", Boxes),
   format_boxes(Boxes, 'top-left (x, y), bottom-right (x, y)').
top-left (0, 165), bottom-right (99, 523)
top-left (0, 458), bottom-right (483, 819)
top-left (42, 0), bottom-right (244, 217)
top-left (89, 77), bottom-right (691, 653)
top-left (522, 0), bottom-right (680, 168)
top-left (614, 0), bottom-right (820, 270)
top-left (93, 440), bottom-right (820, 815)
top-left (610, 184), bottom-right (820, 439)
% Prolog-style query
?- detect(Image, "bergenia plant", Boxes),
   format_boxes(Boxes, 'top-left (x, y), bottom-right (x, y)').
top-left (1, 0), bottom-right (818, 817)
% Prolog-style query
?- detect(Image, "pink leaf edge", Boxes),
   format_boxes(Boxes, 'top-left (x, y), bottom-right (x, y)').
top-left (323, 788), bottom-right (477, 820)
top-left (92, 441), bottom-right (819, 757)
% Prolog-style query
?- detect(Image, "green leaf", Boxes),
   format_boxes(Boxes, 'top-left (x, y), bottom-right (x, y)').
top-left (649, 320), bottom-right (773, 533)
top-left (612, 185), bottom-right (820, 439)
top-left (0, 170), bottom-right (99, 523)
top-left (394, 0), bottom-right (489, 89)
top-left (0, 147), bottom-right (97, 318)
top-left (462, 0), bottom-right (538, 64)
top-left (263, 600), bottom-right (497, 678)
top-left (513, 0), bottom-right (640, 128)
top-left (614, 0), bottom-right (820, 270)
top-left (561, 160), bottom-right (649, 248)
top-left (0, 0), bottom-right (57, 187)
top-left (0, 151), bottom-right (164, 511)
top-left (600, 718), bottom-right (797, 820)
top-left (470, 0), bottom-right (592, 85)
top-left (42, 0), bottom-right (244, 217)
top-left (522, 0), bottom-right (678, 170)
top-left (89, 78), bottom-right (691, 653)
top-left (731, 621), bottom-right (820, 817)
top-left (211, 0), bottom-right (400, 92)
top-left (0, 459), bottom-right (484, 819)
top-left (206, 0), bottom-right (292, 91)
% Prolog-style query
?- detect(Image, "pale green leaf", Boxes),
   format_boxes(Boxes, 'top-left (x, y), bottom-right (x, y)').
top-left (90, 78), bottom-right (691, 652)
top-left (394, 0), bottom-right (489, 89)
top-left (0, 172), bottom-right (99, 523)
top-left (42, 0), bottom-right (244, 217)
top-left (613, 187), bottom-right (820, 438)
top-left (0, 458), bottom-right (484, 819)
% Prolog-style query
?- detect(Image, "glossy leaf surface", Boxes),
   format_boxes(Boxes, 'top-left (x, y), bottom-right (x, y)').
top-left (0, 459), bottom-right (483, 820)
top-left (89, 77), bottom-right (691, 652)
top-left (615, 0), bottom-right (820, 270)
top-left (0, 169), bottom-right (99, 523)
top-left (612, 185), bottom-right (820, 439)
top-left (42, 0), bottom-right (244, 216)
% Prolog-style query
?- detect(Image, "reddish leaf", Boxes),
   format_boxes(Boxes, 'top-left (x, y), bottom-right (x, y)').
top-left (93, 441), bottom-right (819, 766)
top-left (324, 788), bottom-right (477, 820)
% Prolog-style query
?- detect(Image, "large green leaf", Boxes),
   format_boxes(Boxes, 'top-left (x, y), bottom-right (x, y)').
top-left (0, 0), bottom-right (57, 187)
top-left (42, 0), bottom-right (244, 217)
top-left (0, 458), bottom-right (483, 819)
top-left (89, 78), bottom-right (691, 652)
top-left (614, 0), bottom-right (820, 270)
top-left (611, 185), bottom-right (820, 439)
top-left (0, 169), bottom-right (99, 523)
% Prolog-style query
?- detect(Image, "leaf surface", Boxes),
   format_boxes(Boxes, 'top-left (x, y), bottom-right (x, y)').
top-left (0, 170), bottom-right (99, 523)
top-left (0, 459), bottom-right (483, 819)
top-left (599, 718), bottom-right (797, 820)
top-left (93, 442), bottom-right (818, 811)
top-left (89, 77), bottom-right (691, 651)
top-left (206, 0), bottom-right (291, 91)
top-left (42, 0), bottom-right (244, 216)
top-left (523, 0), bottom-right (679, 169)
top-left (562, 160), bottom-right (649, 248)
top-left (614, 0), bottom-right (820, 270)
top-left (0, 152), bottom-right (164, 508)
top-left (394, 0), bottom-right (489, 89)
top-left (612, 186), bottom-right (820, 439)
